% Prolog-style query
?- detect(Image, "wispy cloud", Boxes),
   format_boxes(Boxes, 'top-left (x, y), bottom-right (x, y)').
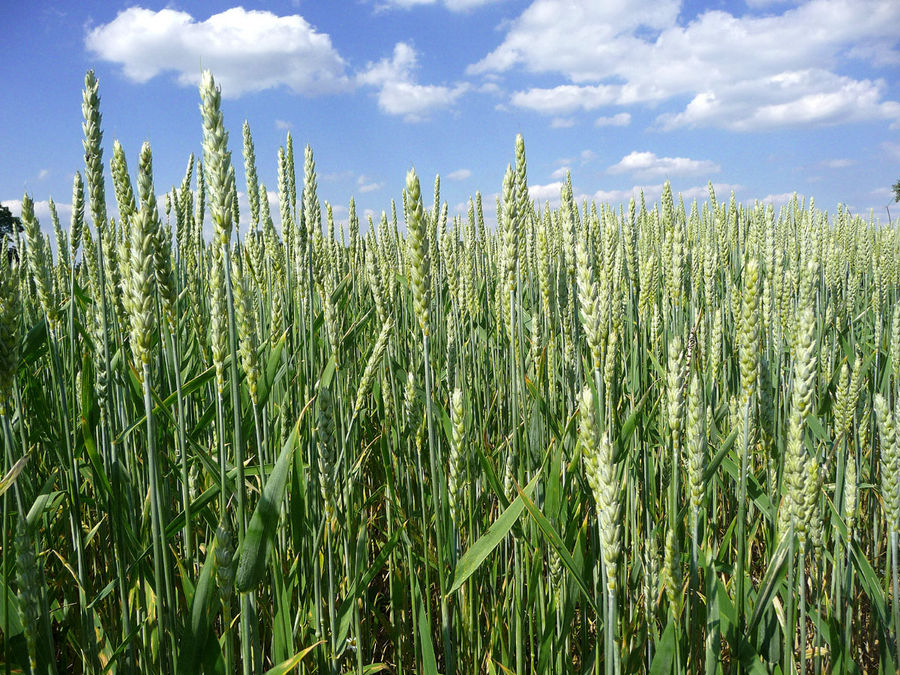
top-left (378, 0), bottom-right (505, 10)
top-left (819, 158), bottom-right (854, 168)
top-left (357, 175), bottom-right (384, 193)
top-left (595, 113), bottom-right (630, 127)
top-left (446, 169), bottom-right (472, 181)
top-left (870, 186), bottom-right (895, 199)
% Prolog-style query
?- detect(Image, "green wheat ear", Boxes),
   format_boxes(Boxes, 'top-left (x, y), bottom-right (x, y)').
top-left (406, 168), bottom-right (431, 337)
top-left (200, 70), bottom-right (234, 248)
top-left (0, 239), bottom-right (20, 413)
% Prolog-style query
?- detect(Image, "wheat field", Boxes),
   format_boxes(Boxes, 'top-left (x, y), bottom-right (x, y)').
top-left (1, 69), bottom-right (899, 674)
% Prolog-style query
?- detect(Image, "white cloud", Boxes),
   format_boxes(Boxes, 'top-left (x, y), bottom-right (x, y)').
top-left (820, 158), bottom-right (854, 168)
top-left (758, 192), bottom-right (801, 205)
top-left (478, 81), bottom-right (502, 95)
top-left (358, 42), bottom-right (468, 120)
top-left (275, 119), bottom-right (293, 130)
top-left (37, 169), bottom-right (50, 180)
top-left (471, 0), bottom-right (900, 130)
top-left (608, 151), bottom-right (720, 179)
top-left (846, 41), bottom-right (900, 67)
top-left (550, 166), bottom-right (570, 180)
top-left (510, 84), bottom-right (619, 114)
top-left (869, 186), bottom-right (894, 199)
top-left (595, 112), bottom-right (631, 127)
top-left (528, 181), bottom-right (564, 203)
top-left (580, 150), bottom-right (596, 164)
top-left (550, 117), bottom-right (575, 128)
top-left (357, 175), bottom-right (384, 193)
top-left (447, 169), bottom-right (472, 181)
top-left (657, 70), bottom-right (900, 131)
top-left (470, 1), bottom-right (680, 79)
top-left (85, 7), bottom-right (350, 97)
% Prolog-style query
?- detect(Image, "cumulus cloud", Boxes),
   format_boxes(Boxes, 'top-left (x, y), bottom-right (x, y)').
top-left (528, 181), bottom-right (564, 204)
top-left (447, 169), bottom-right (472, 181)
top-left (608, 151), bottom-right (720, 179)
top-left (656, 70), bottom-right (900, 131)
top-left (358, 42), bottom-right (468, 120)
top-left (470, 1), bottom-right (680, 79)
top-left (470, 0), bottom-right (900, 130)
top-left (550, 117), bottom-right (575, 128)
top-left (275, 119), bottom-right (293, 130)
top-left (85, 7), bottom-right (350, 97)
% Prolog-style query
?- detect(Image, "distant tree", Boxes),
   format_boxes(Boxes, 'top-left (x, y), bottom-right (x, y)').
top-left (0, 204), bottom-right (23, 261)
top-left (0, 203), bottom-right (23, 240)
top-left (894, 178), bottom-right (900, 203)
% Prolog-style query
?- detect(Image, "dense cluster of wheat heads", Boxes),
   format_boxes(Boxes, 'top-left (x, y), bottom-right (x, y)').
top-left (1, 69), bottom-right (900, 674)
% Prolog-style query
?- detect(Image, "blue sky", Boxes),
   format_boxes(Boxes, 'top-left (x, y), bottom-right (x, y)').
top-left (3, 0), bottom-right (899, 234)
